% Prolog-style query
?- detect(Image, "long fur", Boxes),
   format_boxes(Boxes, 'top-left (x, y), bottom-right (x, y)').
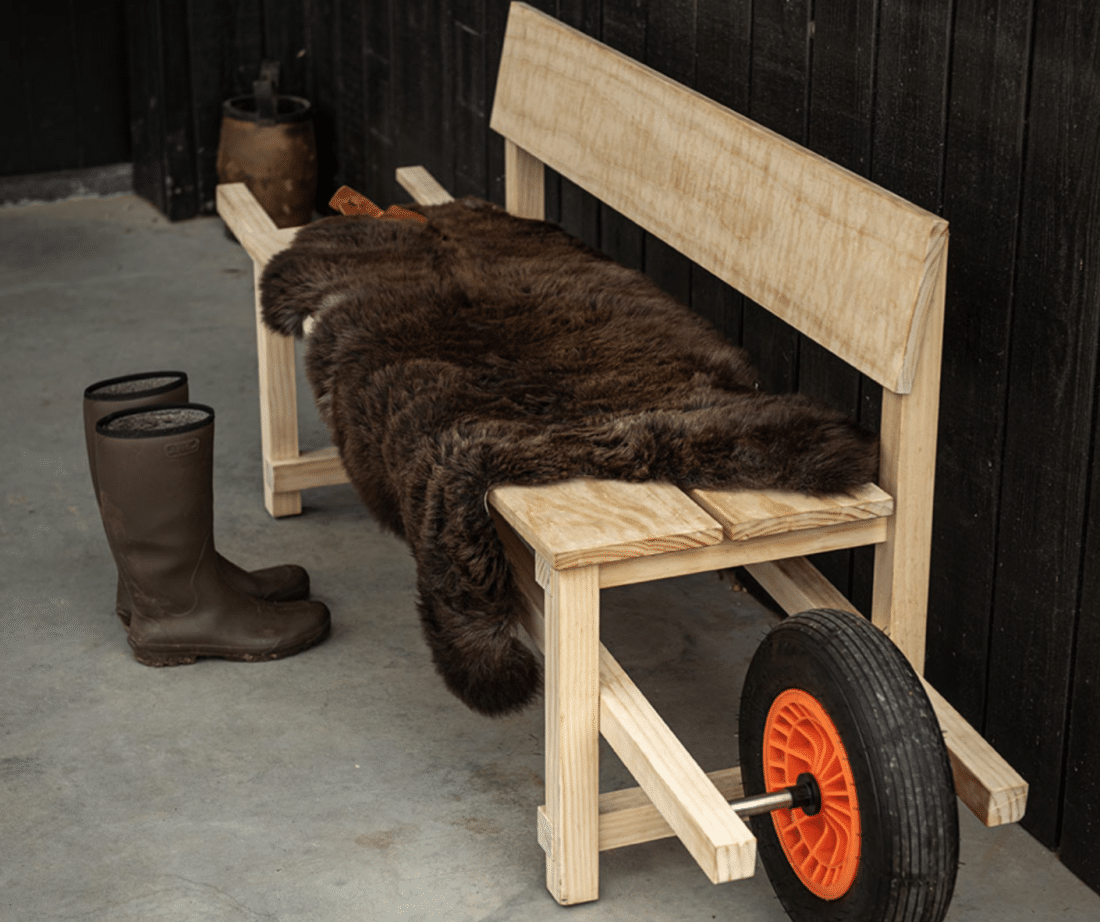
top-left (260, 197), bottom-right (878, 716)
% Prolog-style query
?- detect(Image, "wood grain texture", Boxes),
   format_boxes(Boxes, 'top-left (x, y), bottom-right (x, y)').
top-left (216, 181), bottom-right (352, 514)
top-left (490, 2), bottom-right (948, 394)
top-left (499, 508), bottom-right (758, 866)
top-left (125, 0), bottom-right (169, 216)
top-left (924, 0), bottom-right (1031, 734)
top-left (187, 0), bottom-right (263, 215)
top-left (738, 0), bottom-right (811, 397)
top-left (687, 0), bottom-right (750, 347)
top-left (71, 0), bottom-right (131, 170)
top-left (216, 183), bottom-right (298, 265)
top-left (338, 0), bottom-right (372, 197)
top-left (641, 0), bottom-right (696, 310)
top-left (307, 0), bottom-right (340, 210)
top-left (596, 0), bottom-right (647, 273)
top-left (542, 564), bottom-right (601, 904)
top-left (393, 0), bottom-right (453, 202)
top-left (252, 260), bottom-right (302, 517)
top-left (1063, 380), bottom-right (1100, 889)
top-left (267, 447), bottom-right (349, 493)
top-left (504, 140), bottom-right (545, 219)
top-left (690, 482), bottom-right (892, 541)
top-left (489, 478), bottom-right (725, 570)
top-left (452, 0), bottom-right (488, 197)
top-left (10, 4), bottom-right (83, 174)
top-left (797, 0), bottom-right (878, 598)
top-left (922, 681), bottom-right (1028, 828)
top-left (551, 767), bottom-right (747, 855)
top-left (871, 259), bottom-right (946, 671)
top-left (599, 644), bottom-right (756, 883)
top-left (986, 0), bottom-right (1100, 850)
top-left (598, 518), bottom-right (887, 589)
top-left (395, 165), bottom-right (456, 205)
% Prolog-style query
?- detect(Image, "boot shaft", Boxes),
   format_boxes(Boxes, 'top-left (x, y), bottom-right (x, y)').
top-left (94, 405), bottom-right (219, 611)
top-left (83, 372), bottom-right (189, 499)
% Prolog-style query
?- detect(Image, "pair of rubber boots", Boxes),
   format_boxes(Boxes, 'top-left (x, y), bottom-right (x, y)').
top-left (84, 371), bottom-right (330, 666)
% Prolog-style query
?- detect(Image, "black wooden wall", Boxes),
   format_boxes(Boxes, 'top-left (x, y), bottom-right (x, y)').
top-left (121, 0), bottom-right (1100, 895)
top-left (1, 1), bottom-right (131, 177)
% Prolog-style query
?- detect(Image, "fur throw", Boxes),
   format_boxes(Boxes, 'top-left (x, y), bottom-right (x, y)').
top-left (260, 198), bottom-right (878, 716)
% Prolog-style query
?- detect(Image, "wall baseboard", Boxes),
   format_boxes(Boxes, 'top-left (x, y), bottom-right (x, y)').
top-left (0, 163), bottom-right (133, 207)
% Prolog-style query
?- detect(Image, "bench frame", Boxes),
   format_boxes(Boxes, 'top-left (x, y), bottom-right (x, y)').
top-left (217, 1), bottom-right (1026, 907)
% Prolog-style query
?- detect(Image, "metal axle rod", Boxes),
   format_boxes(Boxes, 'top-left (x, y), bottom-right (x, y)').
top-left (730, 774), bottom-right (821, 818)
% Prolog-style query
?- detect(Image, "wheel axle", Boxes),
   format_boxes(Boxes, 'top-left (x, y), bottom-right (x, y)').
top-left (732, 773), bottom-right (821, 818)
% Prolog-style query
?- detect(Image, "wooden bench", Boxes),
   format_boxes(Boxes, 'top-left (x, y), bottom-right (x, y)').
top-left (217, 1), bottom-right (1027, 906)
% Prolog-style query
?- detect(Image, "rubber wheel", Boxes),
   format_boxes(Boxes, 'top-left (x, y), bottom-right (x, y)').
top-left (739, 609), bottom-right (958, 922)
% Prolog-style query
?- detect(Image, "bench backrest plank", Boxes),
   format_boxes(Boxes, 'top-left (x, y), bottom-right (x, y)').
top-left (490, 2), bottom-right (947, 394)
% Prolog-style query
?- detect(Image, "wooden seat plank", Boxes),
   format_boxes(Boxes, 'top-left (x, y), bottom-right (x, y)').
top-left (489, 478), bottom-right (725, 570)
top-left (690, 482), bottom-right (893, 541)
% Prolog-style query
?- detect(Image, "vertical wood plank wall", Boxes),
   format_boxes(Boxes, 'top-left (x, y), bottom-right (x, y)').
top-left (1, 0), bottom-right (131, 178)
top-left (119, 0), bottom-right (1100, 894)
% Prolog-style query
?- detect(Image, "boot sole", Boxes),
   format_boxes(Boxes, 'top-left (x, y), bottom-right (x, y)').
top-left (128, 622), bottom-right (331, 667)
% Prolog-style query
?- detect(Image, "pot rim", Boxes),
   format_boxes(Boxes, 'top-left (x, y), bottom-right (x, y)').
top-left (222, 94), bottom-right (312, 124)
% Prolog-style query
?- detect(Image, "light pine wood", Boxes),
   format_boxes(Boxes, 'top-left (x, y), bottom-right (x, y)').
top-left (872, 257), bottom-right (947, 670)
top-left (540, 768), bottom-right (746, 854)
top-left (543, 564), bottom-right (601, 905)
top-left (743, 554), bottom-right (1028, 826)
top-left (494, 517), bottom-right (757, 871)
top-left (504, 139), bottom-right (546, 219)
top-left (253, 261), bottom-right (302, 517)
top-left (491, 3), bottom-right (948, 393)
top-left (597, 768), bottom-right (745, 852)
top-left (598, 516), bottom-right (887, 588)
top-left (267, 446), bottom-right (348, 493)
top-left (395, 166), bottom-right (455, 205)
top-left (216, 183), bottom-right (298, 266)
top-left (743, 556), bottom-right (856, 615)
top-left (599, 766), bottom-right (744, 813)
top-left (489, 478), bottom-right (725, 570)
top-left (599, 642), bottom-right (756, 883)
top-left (920, 681), bottom-right (1028, 826)
top-left (690, 482), bottom-right (893, 541)
top-left (218, 182), bottom-right (345, 517)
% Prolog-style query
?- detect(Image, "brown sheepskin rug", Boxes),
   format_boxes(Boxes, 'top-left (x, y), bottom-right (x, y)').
top-left (260, 197), bottom-right (878, 716)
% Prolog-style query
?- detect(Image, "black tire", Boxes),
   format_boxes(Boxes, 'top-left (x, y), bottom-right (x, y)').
top-left (739, 609), bottom-right (958, 922)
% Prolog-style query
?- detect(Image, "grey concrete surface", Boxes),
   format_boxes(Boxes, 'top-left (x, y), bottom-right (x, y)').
top-left (2, 194), bottom-right (1098, 922)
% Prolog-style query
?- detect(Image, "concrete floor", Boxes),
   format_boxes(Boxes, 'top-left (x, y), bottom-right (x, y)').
top-left (2, 193), bottom-right (1099, 922)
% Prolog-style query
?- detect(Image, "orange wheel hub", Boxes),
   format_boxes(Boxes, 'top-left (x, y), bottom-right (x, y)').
top-left (764, 688), bottom-right (861, 900)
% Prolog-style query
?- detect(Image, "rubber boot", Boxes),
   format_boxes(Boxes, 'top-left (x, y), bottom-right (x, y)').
top-left (94, 404), bottom-right (330, 665)
top-left (83, 372), bottom-right (310, 625)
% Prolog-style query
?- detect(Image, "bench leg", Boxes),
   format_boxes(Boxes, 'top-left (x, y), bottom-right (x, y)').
top-left (541, 561), bottom-right (600, 905)
top-left (253, 263), bottom-right (302, 517)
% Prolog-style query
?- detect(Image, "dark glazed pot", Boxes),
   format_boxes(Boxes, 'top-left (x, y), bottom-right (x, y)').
top-left (216, 93), bottom-right (317, 229)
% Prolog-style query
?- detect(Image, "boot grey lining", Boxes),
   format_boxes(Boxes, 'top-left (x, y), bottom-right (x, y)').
top-left (90, 376), bottom-right (183, 397)
top-left (103, 407), bottom-right (211, 434)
